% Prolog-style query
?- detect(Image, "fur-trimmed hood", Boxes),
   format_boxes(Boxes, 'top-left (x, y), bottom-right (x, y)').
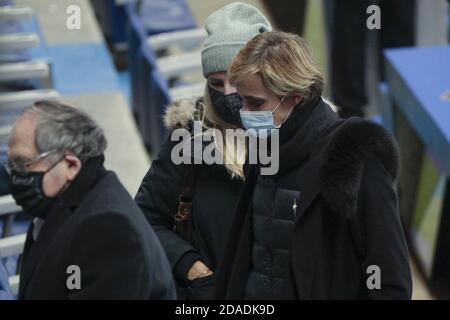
top-left (163, 97), bottom-right (199, 130)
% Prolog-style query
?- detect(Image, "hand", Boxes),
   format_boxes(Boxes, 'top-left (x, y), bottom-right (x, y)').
top-left (187, 260), bottom-right (213, 281)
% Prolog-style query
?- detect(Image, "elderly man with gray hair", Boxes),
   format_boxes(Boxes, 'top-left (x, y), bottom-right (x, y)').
top-left (5, 100), bottom-right (176, 299)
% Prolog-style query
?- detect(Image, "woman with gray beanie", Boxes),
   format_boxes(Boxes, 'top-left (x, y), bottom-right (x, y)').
top-left (135, 2), bottom-right (271, 300)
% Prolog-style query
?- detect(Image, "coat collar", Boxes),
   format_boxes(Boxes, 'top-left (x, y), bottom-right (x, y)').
top-left (278, 98), bottom-right (339, 176)
top-left (58, 154), bottom-right (106, 209)
top-left (18, 155), bottom-right (106, 297)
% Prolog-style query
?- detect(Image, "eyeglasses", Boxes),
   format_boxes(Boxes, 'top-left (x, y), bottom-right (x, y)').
top-left (4, 149), bottom-right (60, 175)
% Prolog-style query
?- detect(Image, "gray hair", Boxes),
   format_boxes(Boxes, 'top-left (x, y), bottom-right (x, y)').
top-left (23, 100), bottom-right (107, 162)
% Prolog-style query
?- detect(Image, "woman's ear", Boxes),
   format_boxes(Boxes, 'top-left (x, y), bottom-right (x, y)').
top-left (287, 94), bottom-right (303, 107)
top-left (64, 154), bottom-right (82, 182)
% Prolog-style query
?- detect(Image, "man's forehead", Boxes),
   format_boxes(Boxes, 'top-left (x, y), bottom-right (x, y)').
top-left (8, 113), bottom-right (38, 159)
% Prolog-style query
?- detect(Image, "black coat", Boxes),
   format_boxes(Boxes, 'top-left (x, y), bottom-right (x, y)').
top-left (216, 98), bottom-right (412, 299)
top-left (135, 99), bottom-right (243, 298)
top-left (19, 156), bottom-right (176, 299)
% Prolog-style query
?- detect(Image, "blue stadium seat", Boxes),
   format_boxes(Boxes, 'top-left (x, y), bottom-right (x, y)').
top-left (0, 6), bottom-right (48, 64)
top-left (124, 0), bottom-right (197, 111)
top-left (123, 1), bottom-right (205, 154)
top-left (133, 40), bottom-right (203, 154)
top-left (93, 0), bottom-right (197, 51)
top-left (0, 231), bottom-right (25, 297)
top-left (137, 0), bottom-right (196, 35)
top-left (0, 260), bottom-right (13, 300)
top-left (0, 4), bottom-right (51, 89)
top-left (125, 1), bottom-right (149, 116)
top-left (91, 0), bottom-right (128, 50)
top-left (139, 43), bottom-right (171, 153)
top-left (0, 1), bottom-right (55, 196)
top-left (0, 147), bottom-right (8, 196)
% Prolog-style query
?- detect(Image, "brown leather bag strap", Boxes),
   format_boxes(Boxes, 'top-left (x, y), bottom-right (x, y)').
top-left (174, 164), bottom-right (197, 242)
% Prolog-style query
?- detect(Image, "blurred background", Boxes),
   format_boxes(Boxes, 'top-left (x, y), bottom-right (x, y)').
top-left (0, 0), bottom-right (449, 300)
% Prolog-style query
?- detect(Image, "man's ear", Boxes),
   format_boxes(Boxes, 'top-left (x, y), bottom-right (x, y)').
top-left (64, 154), bottom-right (82, 181)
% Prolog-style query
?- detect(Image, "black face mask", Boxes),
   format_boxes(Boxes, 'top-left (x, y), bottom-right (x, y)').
top-left (209, 87), bottom-right (243, 126)
top-left (9, 161), bottom-right (62, 219)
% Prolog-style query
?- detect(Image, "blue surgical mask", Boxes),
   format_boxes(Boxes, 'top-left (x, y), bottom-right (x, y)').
top-left (239, 96), bottom-right (293, 137)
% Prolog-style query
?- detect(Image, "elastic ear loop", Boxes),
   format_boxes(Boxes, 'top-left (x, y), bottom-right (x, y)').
top-left (274, 96), bottom-right (295, 129)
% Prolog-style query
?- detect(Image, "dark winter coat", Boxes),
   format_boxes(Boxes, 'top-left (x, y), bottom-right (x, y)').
top-left (19, 156), bottom-right (176, 299)
top-left (215, 97), bottom-right (412, 300)
top-left (135, 98), bottom-right (243, 299)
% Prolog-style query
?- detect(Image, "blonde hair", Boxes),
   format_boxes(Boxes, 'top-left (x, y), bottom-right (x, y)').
top-left (197, 86), bottom-right (246, 179)
top-left (229, 31), bottom-right (324, 104)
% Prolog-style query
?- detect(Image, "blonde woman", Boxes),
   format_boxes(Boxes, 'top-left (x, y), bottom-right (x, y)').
top-left (134, 3), bottom-right (271, 299)
top-left (216, 31), bottom-right (412, 299)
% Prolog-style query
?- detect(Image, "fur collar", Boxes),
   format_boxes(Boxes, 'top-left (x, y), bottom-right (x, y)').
top-left (320, 118), bottom-right (400, 218)
top-left (163, 97), bottom-right (199, 130)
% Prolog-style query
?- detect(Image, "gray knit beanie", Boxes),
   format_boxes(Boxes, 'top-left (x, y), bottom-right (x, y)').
top-left (201, 2), bottom-right (272, 77)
